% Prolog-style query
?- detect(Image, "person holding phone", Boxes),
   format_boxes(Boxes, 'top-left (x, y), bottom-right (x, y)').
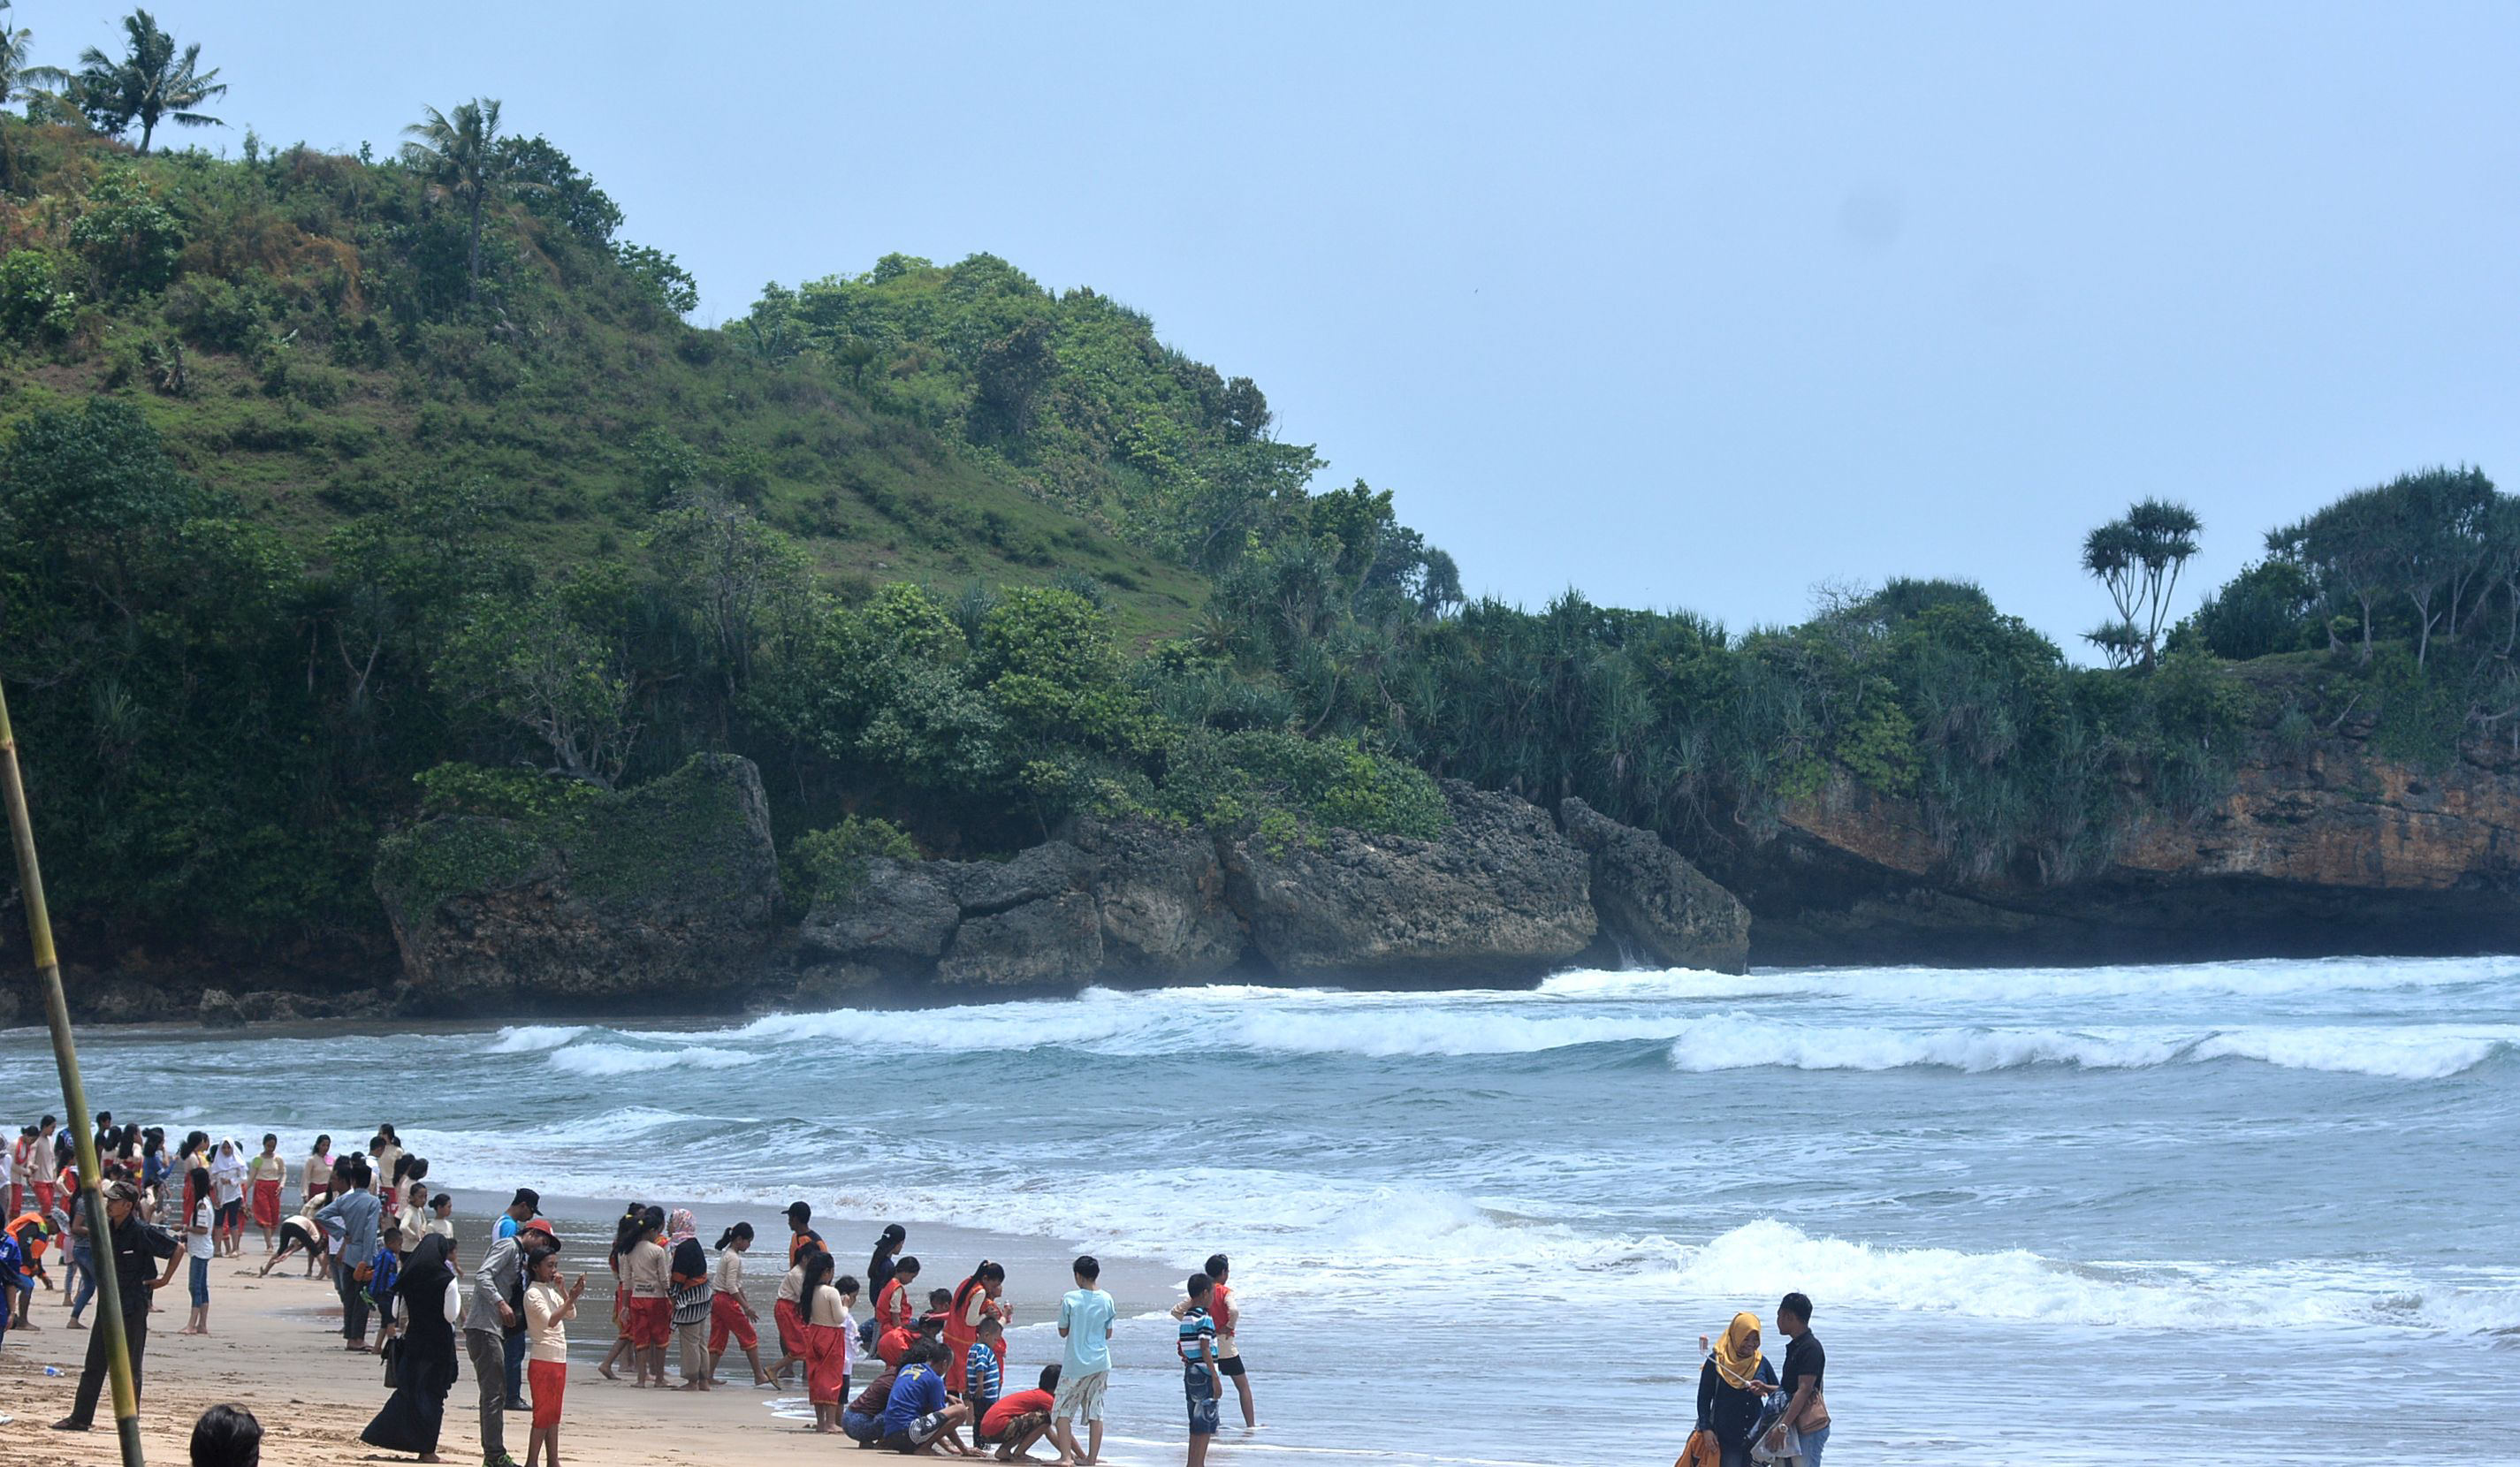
top-left (524, 1249), bottom-right (587, 1467)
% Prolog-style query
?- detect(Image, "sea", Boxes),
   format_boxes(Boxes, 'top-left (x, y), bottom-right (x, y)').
top-left (4, 954), bottom-right (2516, 1465)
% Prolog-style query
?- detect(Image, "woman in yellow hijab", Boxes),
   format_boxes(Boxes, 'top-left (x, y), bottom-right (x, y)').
top-left (1693, 1311), bottom-right (1778, 1465)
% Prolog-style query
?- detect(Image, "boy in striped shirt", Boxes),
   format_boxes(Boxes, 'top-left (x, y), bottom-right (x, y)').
top-left (1177, 1274), bottom-right (1222, 1466)
top-left (965, 1316), bottom-right (1005, 1438)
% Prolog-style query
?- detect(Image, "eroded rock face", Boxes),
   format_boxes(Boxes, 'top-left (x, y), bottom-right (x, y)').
top-left (938, 891), bottom-right (1104, 986)
top-left (798, 859), bottom-right (961, 975)
top-left (374, 755), bottom-right (782, 1013)
top-left (1558, 798), bottom-right (1750, 974)
top-left (1222, 781), bottom-right (1596, 982)
top-left (1072, 817), bottom-right (1245, 981)
top-left (1732, 722), bottom-right (2520, 962)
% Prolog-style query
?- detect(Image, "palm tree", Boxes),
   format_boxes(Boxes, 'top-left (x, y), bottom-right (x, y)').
top-left (0, 1), bottom-right (70, 110)
top-left (73, 7), bottom-right (224, 155)
top-left (401, 98), bottom-right (506, 304)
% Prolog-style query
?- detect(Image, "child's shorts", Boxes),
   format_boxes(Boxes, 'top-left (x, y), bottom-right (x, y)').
top-left (1184, 1362), bottom-right (1219, 1436)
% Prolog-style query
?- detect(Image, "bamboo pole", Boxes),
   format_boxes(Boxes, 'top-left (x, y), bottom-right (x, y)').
top-left (0, 678), bottom-right (145, 1465)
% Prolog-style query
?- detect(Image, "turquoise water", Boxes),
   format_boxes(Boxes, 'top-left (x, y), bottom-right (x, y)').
top-left (5, 955), bottom-right (2516, 1464)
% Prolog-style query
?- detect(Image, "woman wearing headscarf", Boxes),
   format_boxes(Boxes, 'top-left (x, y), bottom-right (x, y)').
top-left (666, 1209), bottom-right (714, 1390)
top-left (362, 1232), bottom-right (461, 1462)
top-left (1694, 1312), bottom-right (1780, 1467)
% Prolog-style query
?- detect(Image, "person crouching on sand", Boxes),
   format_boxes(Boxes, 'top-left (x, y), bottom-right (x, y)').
top-left (978, 1363), bottom-right (1061, 1464)
top-left (523, 1247), bottom-right (585, 1467)
top-left (706, 1222), bottom-right (773, 1387)
top-left (880, 1340), bottom-right (975, 1456)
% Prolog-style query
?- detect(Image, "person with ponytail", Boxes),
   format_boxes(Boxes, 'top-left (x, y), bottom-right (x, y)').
top-left (595, 1204), bottom-right (645, 1382)
top-left (706, 1222), bottom-right (772, 1387)
top-left (944, 1261), bottom-right (1007, 1398)
top-left (771, 1231), bottom-right (822, 1387)
top-left (799, 1254), bottom-right (860, 1433)
top-left (623, 1205), bottom-right (673, 1387)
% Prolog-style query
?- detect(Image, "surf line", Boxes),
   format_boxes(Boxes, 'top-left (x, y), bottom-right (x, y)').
top-left (1099, 1433), bottom-right (1570, 1466)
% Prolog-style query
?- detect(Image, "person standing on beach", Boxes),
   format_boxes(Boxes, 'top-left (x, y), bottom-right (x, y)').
top-left (1052, 1256), bottom-right (1115, 1467)
top-left (180, 1166), bottom-right (215, 1335)
top-left (799, 1253), bottom-right (858, 1431)
top-left (371, 1129), bottom-right (403, 1200)
top-left (770, 1234), bottom-right (818, 1387)
top-left (945, 1262), bottom-right (1006, 1398)
top-left (364, 1231), bottom-right (461, 1462)
top-left (966, 1315), bottom-right (1006, 1445)
top-left (1694, 1311), bottom-right (1778, 1467)
top-left (666, 1209), bottom-right (713, 1390)
top-left (1177, 1274), bottom-right (1222, 1467)
top-left (301, 1136), bottom-right (333, 1212)
top-left (210, 1141), bottom-right (247, 1258)
top-left (464, 1215), bottom-right (556, 1467)
top-left (623, 1205), bottom-right (673, 1388)
top-left (876, 1253), bottom-right (921, 1337)
top-left (29, 1115), bottom-right (59, 1219)
top-left (1766, 1292), bottom-right (1829, 1465)
top-left (50, 1179), bottom-right (180, 1433)
top-left (246, 1136), bottom-right (286, 1252)
top-left (522, 1247), bottom-right (584, 1467)
top-left (706, 1222), bottom-right (772, 1387)
top-left (495, 1190), bottom-right (544, 1411)
top-left (864, 1224), bottom-right (906, 1348)
top-left (595, 1205), bottom-right (644, 1383)
top-left (784, 1200), bottom-right (823, 1265)
top-left (315, 1160), bottom-right (384, 1353)
top-left (1171, 1255), bottom-right (1253, 1430)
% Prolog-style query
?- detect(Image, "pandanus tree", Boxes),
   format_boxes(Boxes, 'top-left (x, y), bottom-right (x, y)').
top-left (73, 7), bottom-right (225, 155)
top-left (401, 97), bottom-right (506, 303)
top-left (2082, 498), bottom-right (2202, 669)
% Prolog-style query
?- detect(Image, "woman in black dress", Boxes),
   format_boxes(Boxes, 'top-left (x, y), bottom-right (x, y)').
top-left (362, 1232), bottom-right (461, 1462)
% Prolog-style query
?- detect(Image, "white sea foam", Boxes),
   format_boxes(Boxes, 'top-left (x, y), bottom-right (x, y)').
top-left (1664, 1013), bottom-right (2518, 1078)
top-left (542, 1043), bottom-right (758, 1076)
top-left (485, 1024), bottom-right (594, 1053)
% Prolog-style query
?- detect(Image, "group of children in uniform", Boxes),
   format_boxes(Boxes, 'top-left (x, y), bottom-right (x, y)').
top-left (764, 1202), bottom-right (1253, 1463)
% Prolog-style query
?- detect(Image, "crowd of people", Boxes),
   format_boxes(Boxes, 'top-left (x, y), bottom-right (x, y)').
top-left (5, 1115), bottom-right (1265, 1465)
top-left (11, 1109), bottom-right (1839, 1465)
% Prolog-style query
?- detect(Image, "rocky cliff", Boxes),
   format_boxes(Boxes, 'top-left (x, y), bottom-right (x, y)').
top-left (372, 754), bottom-right (784, 1012)
top-left (1719, 716), bottom-right (2520, 964)
top-left (369, 764), bottom-right (1748, 1013)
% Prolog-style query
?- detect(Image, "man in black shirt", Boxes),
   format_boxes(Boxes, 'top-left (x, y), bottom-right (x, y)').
top-left (51, 1180), bottom-right (180, 1432)
top-left (1771, 1291), bottom-right (1830, 1465)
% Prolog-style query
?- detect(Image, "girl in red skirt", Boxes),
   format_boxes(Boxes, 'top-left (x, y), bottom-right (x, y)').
top-left (522, 1248), bottom-right (586, 1467)
top-left (706, 1222), bottom-right (773, 1387)
top-left (621, 1205), bottom-right (673, 1387)
top-left (798, 1252), bottom-right (860, 1433)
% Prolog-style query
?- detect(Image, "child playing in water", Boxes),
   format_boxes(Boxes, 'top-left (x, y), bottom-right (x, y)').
top-left (1177, 1274), bottom-right (1222, 1467)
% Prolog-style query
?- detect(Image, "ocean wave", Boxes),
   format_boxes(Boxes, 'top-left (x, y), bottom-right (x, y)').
top-left (543, 1043), bottom-right (759, 1076)
top-left (1551, 953), bottom-right (2520, 1006)
top-left (1664, 1014), bottom-right (2519, 1078)
top-left (485, 1024), bottom-right (595, 1053)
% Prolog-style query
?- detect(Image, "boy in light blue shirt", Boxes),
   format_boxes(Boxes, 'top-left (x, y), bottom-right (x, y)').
top-left (1054, 1255), bottom-right (1115, 1466)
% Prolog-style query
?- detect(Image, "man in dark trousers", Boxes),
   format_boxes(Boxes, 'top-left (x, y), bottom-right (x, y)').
top-left (50, 1180), bottom-right (180, 1432)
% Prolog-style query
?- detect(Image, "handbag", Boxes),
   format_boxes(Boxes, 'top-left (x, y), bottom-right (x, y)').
top-left (379, 1334), bottom-right (402, 1388)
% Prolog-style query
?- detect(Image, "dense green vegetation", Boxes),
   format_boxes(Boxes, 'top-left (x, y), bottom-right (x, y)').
top-left (0, 13), bottom-right (2505, 971)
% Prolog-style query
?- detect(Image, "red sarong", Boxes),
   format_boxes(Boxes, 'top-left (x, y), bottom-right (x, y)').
top-left (625, 1296), bottom-right (672, 1349)
top-left (709, 1290), bottom-right (756, 1352)
top-left (249, 1178), bottom-right (282, 1228)
top-left (773, 1296), bottom-right (805, 1357)
top-left (804, 1321), bottom-right (851, 1405)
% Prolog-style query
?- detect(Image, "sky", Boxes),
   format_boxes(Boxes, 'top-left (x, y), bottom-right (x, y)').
top-left (33, 3), bottom-right (2520, 653)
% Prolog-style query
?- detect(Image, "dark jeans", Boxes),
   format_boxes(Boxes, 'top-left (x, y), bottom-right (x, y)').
top-left (335, 1260), bottom-right (370, 1341)
top-left (466, 1328), bottom-right (506, 1460)
top-left (69, 1243), bottom-right (97, 1319)
top-left (504, 1326), bottom-right (526, 1402)
top-left (65, 1302), bottom-right (149, 1427)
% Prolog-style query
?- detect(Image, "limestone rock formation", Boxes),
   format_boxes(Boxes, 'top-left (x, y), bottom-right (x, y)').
top-left (373, 755), bottom-right (781, 1013)
top-left (1071, 817), bottom-right (1245, 981)
top-left (1558, 798), bottom-right (1750, 973)
top-left (1222, 780), bottom-right (1596, 982)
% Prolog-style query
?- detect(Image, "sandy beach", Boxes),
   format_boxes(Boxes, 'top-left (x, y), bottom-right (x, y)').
top-left (0, 1190), bottom-right (1319, 1467)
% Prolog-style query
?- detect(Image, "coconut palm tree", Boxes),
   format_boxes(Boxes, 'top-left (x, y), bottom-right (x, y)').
top-left (0, 1), bottom-right (70, 110)
top-left (73, 7), bottom-right (225, 155)
top-left (400, 98), bottom-right (506, 303)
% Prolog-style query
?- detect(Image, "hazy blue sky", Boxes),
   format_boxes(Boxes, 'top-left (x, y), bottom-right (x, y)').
top-left (39, 3), bottom-right (2520, 651)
